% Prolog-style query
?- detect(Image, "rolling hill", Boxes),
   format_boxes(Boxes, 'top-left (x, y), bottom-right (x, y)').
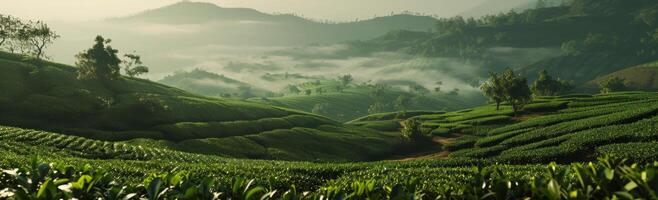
top-left (249, 85), bottom-right (485, 122)
top-left (2, 91), bottom-right (658, 198)
top-left (157, 68), bottom-right (487, 122)
top-left (583, 61), bottom-right (658, 91)
top-left (352, 92), bottom-right (658, 162)
top-left (0, 51), bottom-right (408, 161)
top-left (158, 69), bottom-right (273, 98)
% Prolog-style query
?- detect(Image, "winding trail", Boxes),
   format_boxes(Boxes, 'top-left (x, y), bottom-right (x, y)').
top-left (389, 133), bottom-right (464, 161)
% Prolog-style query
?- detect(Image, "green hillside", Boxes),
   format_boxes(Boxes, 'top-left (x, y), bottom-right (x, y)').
top-left (353, 92), bottom-right (658, 162)
top-left (583, 61), bottom-right (658, 91)
top-left (0, 51), bottom-right (406, 161)
top-left (2, 92), bottom-right (658, 198)
top-left (4, 0), bottom-right (658, 198)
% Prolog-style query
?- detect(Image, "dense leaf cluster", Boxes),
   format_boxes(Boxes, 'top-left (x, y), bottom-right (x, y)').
top-left (1, 157), bottom-right (658, 199)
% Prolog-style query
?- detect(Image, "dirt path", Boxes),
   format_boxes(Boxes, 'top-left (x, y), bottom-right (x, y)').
top-left (388, 133), bottom-right (464, 161)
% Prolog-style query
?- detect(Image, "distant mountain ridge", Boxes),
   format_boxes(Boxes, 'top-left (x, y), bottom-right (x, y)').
top-left (112, 1), bottom-right (306, 24)
top-left (112, 1), bottom-right (438, 29)
top-left (49, 1), bottom-right (440, 75)
top-left (460, 0), bottom-right (563, 17)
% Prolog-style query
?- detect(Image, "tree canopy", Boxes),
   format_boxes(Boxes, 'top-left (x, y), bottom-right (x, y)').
top-left (16, 20), bottom-right (59, 59)
top-left (598, 77), bottom-right (631, 94)
top-left (501, 69), bottom-right (533, 115)
top-left (480, 72), bottom-right (506, 110)
top-left (76, 36), bottom-right (122, 80)
top-left (123, 53), bottom-right (149, 78)
top-left (531, 70), bottom-right (573, 96)
top-left (0, 15), bottom-right (58, 59)
top-left (481, 69), bottom-right (532, 114)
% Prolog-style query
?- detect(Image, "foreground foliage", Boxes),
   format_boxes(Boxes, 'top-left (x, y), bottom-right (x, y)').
top-left (1, 157), bottom-right (657, 199)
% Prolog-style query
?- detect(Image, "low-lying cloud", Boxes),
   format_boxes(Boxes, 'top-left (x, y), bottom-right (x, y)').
top-left (151, 44), bottom-right (487, 93)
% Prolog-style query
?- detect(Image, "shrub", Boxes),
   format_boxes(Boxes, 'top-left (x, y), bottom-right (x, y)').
top-left (401, 118), bottom-right (424, 139)
top-left (598, 77), bottom-right (631, 94)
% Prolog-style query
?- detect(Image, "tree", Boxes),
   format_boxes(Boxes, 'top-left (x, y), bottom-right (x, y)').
top-left (0, 15), bottom-right (20, 49)
top-left (123, 53), bottom-right (149, 77)
top-left (76, 36), bottom-right (122, 80)
top-left (531, 70), bottom-right (573, 96)
top-left (480, 72), bottom-right (506, 110)
top-left (501, 69), bottom-right (532, 115)
top-left (598, 77), bottom-right (630, 94)
top-left (304, 89), bottom-right (312, 96)
top-left (401, 118), bottom-right (424, 140)
top-left (16, 20), bottom-right (59, 59)
top-left (338, 74), bottom-right (353, 87)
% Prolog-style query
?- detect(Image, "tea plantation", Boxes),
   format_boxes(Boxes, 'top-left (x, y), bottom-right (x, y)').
top-left (3, 50), bottom-right (658, 199)
top-left (2, 91), bottom-right (658, 199)
top-left (0, 51), bottom-right (406, 162)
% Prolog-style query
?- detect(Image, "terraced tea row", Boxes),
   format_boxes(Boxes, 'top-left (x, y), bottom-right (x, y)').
top-left (0, 126), bottom-right (218, 162)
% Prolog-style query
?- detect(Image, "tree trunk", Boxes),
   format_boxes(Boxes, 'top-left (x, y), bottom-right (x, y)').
top-left (496, 102), bottom-right (500, 110)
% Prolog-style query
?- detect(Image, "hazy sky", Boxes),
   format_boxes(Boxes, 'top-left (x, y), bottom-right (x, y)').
top-left (0, 0), bottom-right (487, 22)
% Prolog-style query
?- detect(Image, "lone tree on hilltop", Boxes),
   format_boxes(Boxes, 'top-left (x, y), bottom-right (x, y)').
top-left (76, 36), bottom-right (122, 80)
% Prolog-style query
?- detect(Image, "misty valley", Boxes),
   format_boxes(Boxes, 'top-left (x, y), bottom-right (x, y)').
top-left (1, 0), bottom-right (658, 199)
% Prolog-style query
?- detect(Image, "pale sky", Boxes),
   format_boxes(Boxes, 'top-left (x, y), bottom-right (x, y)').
top-left (0, 0), bottom-right (487, 22)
